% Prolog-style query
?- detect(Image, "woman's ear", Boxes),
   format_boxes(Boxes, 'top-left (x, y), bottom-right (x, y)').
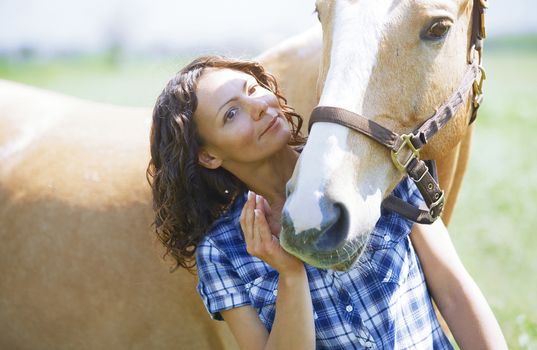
top-left (198, 149), bottom-right (223, 169)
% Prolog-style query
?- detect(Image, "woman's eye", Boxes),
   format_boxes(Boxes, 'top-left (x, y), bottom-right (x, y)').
top-left (422, 19), bottom-right (452, 41)
top-left (224, 108), bottom-right (238, 122)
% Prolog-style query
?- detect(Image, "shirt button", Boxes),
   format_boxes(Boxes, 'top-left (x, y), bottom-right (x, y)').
top-left (273, 289), bottom-right (278, 296)
top-left (345, 305), bottom-right (353, 312)
top-left (365, 341), bottom-right (373, 348)
top-left (313, 312), bottom-right (318, 320)
top-left (383, 234), bottom-right (390, 242)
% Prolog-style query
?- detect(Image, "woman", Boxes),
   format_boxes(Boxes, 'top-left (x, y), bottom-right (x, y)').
top-left (146, 56), bottom-right (506, 349)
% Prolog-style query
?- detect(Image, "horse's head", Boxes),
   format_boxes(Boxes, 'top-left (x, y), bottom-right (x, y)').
top-left (280, 0), bottom-right (485, 270)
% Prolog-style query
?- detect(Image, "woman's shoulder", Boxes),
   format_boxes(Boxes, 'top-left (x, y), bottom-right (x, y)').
top-left (199, 191), bottom-right (248, 249)
top-left (205, 192), bottom-right (247, 237)
top-left (196, 190), bottom-right (276, 293)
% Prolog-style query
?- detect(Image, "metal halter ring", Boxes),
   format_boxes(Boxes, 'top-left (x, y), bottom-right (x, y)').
top-left (391, 134), bottom-right (420, 172)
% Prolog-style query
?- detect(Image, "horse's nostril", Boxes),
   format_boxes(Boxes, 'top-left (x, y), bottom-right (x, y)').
top-left (315, 202), bottom-right (350, 251)
top-left (281, 210), bottom-right (293, 232)
top-left (285, 181), bottom-right (293, 197)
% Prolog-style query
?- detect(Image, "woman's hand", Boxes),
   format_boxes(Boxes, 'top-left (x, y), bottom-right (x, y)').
top-left (240, 191), bottom-right (304, 275)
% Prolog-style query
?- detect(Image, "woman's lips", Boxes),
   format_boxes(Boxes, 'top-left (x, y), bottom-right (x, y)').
top-left (259, 115), bottom-right (279, 139)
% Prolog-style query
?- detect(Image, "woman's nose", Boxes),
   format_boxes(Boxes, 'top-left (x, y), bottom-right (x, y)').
top-left (247, 96), bottom-right (269, 121)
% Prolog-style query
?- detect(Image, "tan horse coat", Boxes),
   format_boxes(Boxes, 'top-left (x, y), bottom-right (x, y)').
top-left (0, 81), bottom-right (236, 349)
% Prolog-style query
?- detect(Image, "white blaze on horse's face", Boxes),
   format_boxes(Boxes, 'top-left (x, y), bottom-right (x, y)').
top-left (281, 0), bottom-right (475, 270)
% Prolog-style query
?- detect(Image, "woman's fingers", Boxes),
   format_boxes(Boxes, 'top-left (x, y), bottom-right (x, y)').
top-left (242, 193), bottom-right (304, 273)
top-left (261, 196), bottom-right (272, 216)
top-left (241, 191), bottom-right (256, 242)
top-left (259, 195), bottom-right (281, 237)
top-left (254, 207), bottom-right (273, 246)
top-left (243, 193), bottom-right (285, 263)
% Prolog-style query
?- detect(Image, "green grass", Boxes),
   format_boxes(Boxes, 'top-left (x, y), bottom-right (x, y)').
top-left (1, 38), bottom-right (536, 348)
top-left (450, 49), bottom-right (537, 349)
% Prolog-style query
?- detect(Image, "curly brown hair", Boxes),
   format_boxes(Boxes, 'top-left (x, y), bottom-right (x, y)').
top-left (146, 55), bottom-right (306, 272)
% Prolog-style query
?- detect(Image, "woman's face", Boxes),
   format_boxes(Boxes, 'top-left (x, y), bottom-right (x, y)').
top-left (195, 68), bottom-right (291, 169)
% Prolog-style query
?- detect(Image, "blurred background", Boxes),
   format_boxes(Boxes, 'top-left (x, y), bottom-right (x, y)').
top-left (1, 0), bottom-right (536, 348)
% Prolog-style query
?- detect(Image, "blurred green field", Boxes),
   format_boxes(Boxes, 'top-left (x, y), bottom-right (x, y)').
top-left (0, 53), bottom-right (197, 108)
top-left (1, 38), bottom-right (536, 348)
top-left (450, 47), bottom-right (537, 348)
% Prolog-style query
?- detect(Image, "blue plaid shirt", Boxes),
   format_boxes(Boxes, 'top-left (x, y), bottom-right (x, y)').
top-left (196, 177), bottom-right (453, 349)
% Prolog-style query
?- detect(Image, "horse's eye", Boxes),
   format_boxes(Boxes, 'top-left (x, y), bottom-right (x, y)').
top-left (422, 19), bottom-right (452, 41)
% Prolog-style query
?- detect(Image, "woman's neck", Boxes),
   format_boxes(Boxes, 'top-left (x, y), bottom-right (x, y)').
top-left (227, 145), bottom-right (300, 207)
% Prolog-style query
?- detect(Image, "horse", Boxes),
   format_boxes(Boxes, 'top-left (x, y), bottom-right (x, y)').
top-left (0, 0), bottom-right (484, 346)
top-left (279, 0), bottom-right (486, 270)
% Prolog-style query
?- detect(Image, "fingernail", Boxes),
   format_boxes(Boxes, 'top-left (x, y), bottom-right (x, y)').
top-left (248, 191), bottom-right (253, 200)
top-left (256, 195), bottom-right (261, 205)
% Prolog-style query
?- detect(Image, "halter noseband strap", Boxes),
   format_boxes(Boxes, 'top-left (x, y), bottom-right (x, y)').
top-left (307, 0), bottom-right (487, 224)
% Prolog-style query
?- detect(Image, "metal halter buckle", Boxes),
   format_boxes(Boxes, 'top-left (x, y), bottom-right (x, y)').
top-left (429, 191), bottom-right (445, 219)
top-left (480, 0), bottom-right (487, 38)
top-left (473, 65), bottom-right (487, 108)
top-left (391, 134), bottom-right (420, 172)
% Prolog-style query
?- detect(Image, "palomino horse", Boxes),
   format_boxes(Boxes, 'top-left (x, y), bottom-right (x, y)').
top-left (280, 0), bottom-right (486, 270)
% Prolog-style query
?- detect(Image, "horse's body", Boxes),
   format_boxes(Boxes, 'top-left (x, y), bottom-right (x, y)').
top-left (0, 1), bottom-right (478, 346)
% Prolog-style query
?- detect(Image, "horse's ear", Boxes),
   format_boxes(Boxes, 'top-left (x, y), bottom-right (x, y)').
top-left (198, 149), bottom-right (222, 169)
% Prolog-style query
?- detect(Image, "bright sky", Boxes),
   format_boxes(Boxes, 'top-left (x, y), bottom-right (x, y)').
top-left (0, 0), bottom-right (535, 55)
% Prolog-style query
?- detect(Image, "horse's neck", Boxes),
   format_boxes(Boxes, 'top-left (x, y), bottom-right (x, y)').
top-left (257, 26), bottom-right (322, 133)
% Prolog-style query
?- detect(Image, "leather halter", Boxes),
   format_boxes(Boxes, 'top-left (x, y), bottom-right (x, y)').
top-left (308, 0), bottom-right (487, 224)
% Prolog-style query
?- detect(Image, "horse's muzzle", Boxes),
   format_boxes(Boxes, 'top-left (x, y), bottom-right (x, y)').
top-left (280, 199), bottom-right (351, 260)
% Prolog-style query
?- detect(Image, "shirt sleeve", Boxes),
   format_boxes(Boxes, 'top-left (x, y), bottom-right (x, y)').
top-left (365, 176), bottom-right (423, 251)
top-left (196, 237), bottom-right (251, 321)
